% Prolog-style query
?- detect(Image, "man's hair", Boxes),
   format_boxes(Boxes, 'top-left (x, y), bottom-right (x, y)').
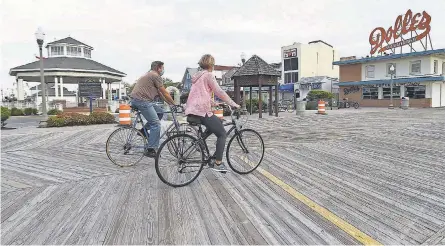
top-left (151, 61), bottom-right (164, 71)
top-left (198, 54), bottom-right (215, 70)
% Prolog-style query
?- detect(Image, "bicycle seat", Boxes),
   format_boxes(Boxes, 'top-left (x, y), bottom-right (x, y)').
top-left (186, 115), bottom-right (202, 126)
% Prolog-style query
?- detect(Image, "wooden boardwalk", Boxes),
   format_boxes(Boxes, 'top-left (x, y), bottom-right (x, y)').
top-left (1, 108), bottom-right (445, 245)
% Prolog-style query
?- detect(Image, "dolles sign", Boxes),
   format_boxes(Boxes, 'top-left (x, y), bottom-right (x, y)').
top-left (369, 9), bottom-right (431, 55)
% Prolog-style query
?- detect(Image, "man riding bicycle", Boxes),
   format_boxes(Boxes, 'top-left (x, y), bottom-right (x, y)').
top-left (130, 61), bottom-right (176, 158)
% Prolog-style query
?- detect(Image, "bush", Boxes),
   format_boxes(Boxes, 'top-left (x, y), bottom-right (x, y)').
top-left (47, 112), bottom-right (116, 127)
top-left (245, 98), bottom-right (267, 113)
top-left (32, 108), bottom-right (38, 115)
top-left (1, 107), bottom-right (11, 126)
top-left (24, 108), bottom-right (37, 115)
top-left (307, 90), bottom-right (334, 101)
top-left (10, 107), bottom-right (24, 116)
top-left (48, 109), bottom-right (63, 115)
top-left (89, 112), bottom-right (116, 124)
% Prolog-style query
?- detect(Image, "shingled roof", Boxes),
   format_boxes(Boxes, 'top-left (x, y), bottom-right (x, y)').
top-left (232, 55), bottom-right (281, 77)
top-left (9, 57), bottom-right (126, 76)
top-left (46, 37), bottom-right (93, 49)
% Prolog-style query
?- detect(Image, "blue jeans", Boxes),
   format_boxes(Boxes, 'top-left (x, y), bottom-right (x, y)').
top-left (131, 99), bottom-right (164, 149)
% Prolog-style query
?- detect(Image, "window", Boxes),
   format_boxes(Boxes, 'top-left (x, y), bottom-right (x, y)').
top-left (50, 46), bottom-right (64, 56)
top-left (433, 60), bottom-right (438, 74)
top-left (386, 63), bottom-right (396, 76)
top-left (405, 85), bottom-right (426, 99)
top-left (366, 65), bottom-right (375, 78)
top-left (362, 87), bottom-right (378, 99)
top-left (67, 46), bottom-right (81, 56)
top-left (284, 58), bottom-right (298, 71)
top-left (284, 72), bottom-right (298, 84)
top-left (382, 86), bottom-right (401, 99)
top-left (410, 60), bottom-right (421, 74)
top-left (84, 49), bottom-right (91, 58)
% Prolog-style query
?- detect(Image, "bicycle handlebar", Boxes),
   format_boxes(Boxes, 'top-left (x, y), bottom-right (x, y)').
top-left (215, 102), bottom-right (245, 121)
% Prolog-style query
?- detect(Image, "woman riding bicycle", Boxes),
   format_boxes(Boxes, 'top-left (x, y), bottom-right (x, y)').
top-left (184, 54), bottom-right (240, 172)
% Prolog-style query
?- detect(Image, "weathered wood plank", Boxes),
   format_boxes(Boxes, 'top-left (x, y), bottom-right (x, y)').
top-left (206, 172), bottom-right (268, 245)
top-left (422, 227), bottom-right (445, 245)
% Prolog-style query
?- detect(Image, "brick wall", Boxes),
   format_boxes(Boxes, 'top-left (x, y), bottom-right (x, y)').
top-left (339, 64), bottom-right (361, 82)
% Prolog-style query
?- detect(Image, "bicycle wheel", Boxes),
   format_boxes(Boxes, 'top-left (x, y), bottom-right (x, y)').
top-left (226, 129), bottom-right (265, 174)
top-left (106, 126), bottom-right (147, 167)
top-left (155, 133), bottom-right (205, 187)
top-left (286, 104), bottom-right (295, 113)
top-left (354, 102), bottom-right (360, 109)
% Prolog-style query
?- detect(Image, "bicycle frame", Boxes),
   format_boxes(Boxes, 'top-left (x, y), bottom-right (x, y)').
top-left (124, 103), bottom-right (183, 150)
top-left (175, 106), bottom-right (249, 164)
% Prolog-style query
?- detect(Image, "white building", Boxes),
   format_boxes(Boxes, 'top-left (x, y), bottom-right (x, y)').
top-left (279, 40), bottom-right (339, 100)
top-left (281, 40), bottom-right (339, 84)
top-left (334, 49), bottom-right (445, 108)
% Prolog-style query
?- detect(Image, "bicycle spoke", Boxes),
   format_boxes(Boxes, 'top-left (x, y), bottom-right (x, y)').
top-left (106, 127), bottom-right (147, 167)
top-left (155, 134), bottom-right (204, 187)
top-left (227, 129), bottom-right (264, 174)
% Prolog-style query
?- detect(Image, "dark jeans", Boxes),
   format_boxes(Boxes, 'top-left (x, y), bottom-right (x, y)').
top-left (200, 114), bottom-right (227, 162)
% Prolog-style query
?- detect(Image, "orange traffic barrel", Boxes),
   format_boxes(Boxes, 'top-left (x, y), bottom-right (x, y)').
top-left (213, 109), bottom-right (224, 120)
top-left (119, 104), bottom-right (131, 125)
top-left (317, 100), bottom-right (326, 115)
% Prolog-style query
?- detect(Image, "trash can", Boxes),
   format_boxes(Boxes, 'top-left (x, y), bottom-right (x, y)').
top-left (401, 97), bottom-right (409, 110)
top-left (296, 101), bottom-right (306, 115)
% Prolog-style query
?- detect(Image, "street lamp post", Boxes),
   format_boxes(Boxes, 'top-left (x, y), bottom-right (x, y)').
top-left (389, 64), bottom-right (395, 109)
top-left (35, 27), bottom-right (47, 118)
top-left (240, 52), bottom-right (246, 111)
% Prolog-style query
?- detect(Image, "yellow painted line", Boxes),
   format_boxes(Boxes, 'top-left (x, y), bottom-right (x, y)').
top-left (240, 156), bottom-right (382, 245)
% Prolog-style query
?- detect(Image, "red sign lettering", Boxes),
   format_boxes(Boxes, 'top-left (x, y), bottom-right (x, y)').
top-left (369, 9), bottom-right (431, 55)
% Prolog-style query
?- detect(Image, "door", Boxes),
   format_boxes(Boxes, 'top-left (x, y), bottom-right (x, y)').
top-left (431, 83), bottom-right (441, 107)
top-left (441, 82), bottom-right (445, 107)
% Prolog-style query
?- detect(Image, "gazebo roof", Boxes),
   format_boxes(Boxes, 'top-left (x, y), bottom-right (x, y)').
top-left (232, 55), bottom-right (281, 77)
top-left (46, 37), bottom-right (93, 49)
top-left (9, 57), bottom-right (126, 77)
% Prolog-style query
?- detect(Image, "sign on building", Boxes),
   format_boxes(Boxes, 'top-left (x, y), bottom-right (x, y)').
top-left (369, 9), bottom-right (432, 55)
top-left (283, 48), bottom-right (297, 58)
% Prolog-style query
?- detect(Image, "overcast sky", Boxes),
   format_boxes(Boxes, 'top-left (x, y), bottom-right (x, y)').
top-left (1, 0), bottom-right (444, 90)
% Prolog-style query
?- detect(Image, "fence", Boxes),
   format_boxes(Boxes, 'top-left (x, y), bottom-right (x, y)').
top-left (1, 101), bottom-right (38, 109)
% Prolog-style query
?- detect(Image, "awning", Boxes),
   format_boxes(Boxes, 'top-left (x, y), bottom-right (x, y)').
top-left (335, 76), bottom-right (444, 86)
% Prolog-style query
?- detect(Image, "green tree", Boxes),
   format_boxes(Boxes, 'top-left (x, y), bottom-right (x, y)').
top-left (162, 77), bottom-right (180, 88)
top-left (124, 82), bottom-right (136, 95)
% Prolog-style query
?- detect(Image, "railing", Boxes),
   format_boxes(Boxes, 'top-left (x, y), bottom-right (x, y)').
top-left (1, 101), bottom-right (38, 109)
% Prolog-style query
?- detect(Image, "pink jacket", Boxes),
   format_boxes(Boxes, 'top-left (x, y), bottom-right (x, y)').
top-left (185, 70), bottom-right (238, 117)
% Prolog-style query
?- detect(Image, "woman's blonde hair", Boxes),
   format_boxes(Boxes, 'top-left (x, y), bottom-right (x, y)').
top-left (198, 54), bottom-right (215, 70)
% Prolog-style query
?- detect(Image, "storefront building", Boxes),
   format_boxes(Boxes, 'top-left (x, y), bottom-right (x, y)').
top-left (333, 9), bottom-right (445, 108)
top-left (334, 50), bottom-right (445, 107)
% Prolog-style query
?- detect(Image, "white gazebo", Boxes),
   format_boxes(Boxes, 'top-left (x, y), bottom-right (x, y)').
top-left (9, 37), bottom-right (126, 109)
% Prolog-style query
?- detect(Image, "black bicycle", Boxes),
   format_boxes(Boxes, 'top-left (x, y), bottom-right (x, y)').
top-left (338, 100), bottom-right (359, 109)
top-left (155, 104), bottom-right (265, 187)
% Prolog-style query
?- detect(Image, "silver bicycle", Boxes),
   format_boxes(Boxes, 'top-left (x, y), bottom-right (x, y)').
top-left (106, 103), bottom-right (198, 167)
